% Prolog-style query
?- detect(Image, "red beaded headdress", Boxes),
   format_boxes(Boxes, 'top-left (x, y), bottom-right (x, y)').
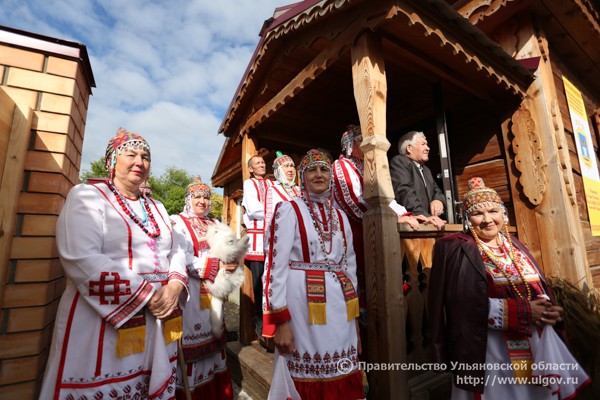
top-left (105, 127), bottom-right (151, 177)
top-left (186, 177), bottom-right (211, 199)
top-left (463, 177), bottom-right (504, 214)
top-left (184, 177), bottom-right (211, 217)
top-left (299, 149), bottom-right (333, 193)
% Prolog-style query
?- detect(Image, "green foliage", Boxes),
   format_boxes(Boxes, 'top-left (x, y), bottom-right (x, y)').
top-left (209, 191), bottom-right (223, 220)
top-left (148, 166), bottom-right (223, 220)
top-left (80, 156), bottom-right (109, 181)
top-left (148, 167), bottom-right (193, 216)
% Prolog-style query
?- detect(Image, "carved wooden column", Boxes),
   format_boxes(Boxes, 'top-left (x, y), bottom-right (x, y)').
top-left (497, 15), bottom-right (592, 287)
top-left (352, 30), bottom-right (409, 399)
top-left (240, 133), bottom-right (259, 344)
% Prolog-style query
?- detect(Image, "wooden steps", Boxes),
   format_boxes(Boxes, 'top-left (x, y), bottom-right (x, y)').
top-left (227, 341), bottom-right (274, 400)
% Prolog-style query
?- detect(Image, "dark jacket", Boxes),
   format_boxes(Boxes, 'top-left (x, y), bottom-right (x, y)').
top-left (428, 232), bottom-right (562, 393)
top-left (389, 154), bottom-right (445, 217)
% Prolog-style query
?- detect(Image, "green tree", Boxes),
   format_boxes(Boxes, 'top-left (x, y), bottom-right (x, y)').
top-left (148, 167), bottom-right (222, 219)
top-left (80, 156), bottom-right (108, 181)
top-left (149, 167), bottom-right (193, 215)
top-left (209, 191), bottom-right (223, 220)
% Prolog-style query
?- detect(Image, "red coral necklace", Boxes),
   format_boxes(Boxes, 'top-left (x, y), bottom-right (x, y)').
top-left (108, 180), bottom-right (161, 238)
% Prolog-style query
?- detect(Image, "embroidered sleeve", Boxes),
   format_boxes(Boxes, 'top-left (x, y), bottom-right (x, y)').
top-left (332, 158), bottom-right (368, 221)
top-left (56, 184), bottom-right (156, 329)
top-left (340, 211), bottom-right (358, 292)
top-left (166, 216), bottom-right (190, 297)
top-left (242, 178), bottom-right (266, 220)
top-left (263, 201), bottom-right (296, 327)
top-left (264, 186), bottom-right (277, 237)
top-left (195, 257), bottom-right (220, 283)
top-left (488, 297), bottom-right (532, 335)
top-left (488, 298), bottom-right (504, 330)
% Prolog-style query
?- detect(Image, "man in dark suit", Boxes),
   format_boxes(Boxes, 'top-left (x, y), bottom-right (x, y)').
top-left (390, 131), bottom-right (446, 229)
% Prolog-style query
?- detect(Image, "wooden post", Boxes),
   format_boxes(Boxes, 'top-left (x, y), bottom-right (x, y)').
top-left (496, 15), bottom-right (592, 288)
top-left (352, 31), bottom-right (409, 399)
top-left (0, 90), bottom-right (33, 313)
top-left (239, 133), bottom-right (258, 344)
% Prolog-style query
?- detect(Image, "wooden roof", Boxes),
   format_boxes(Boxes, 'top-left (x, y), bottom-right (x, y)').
top-left (457, 0), bottom-right (600, 97)
top-left (213, 0), bottom-right (535, 185)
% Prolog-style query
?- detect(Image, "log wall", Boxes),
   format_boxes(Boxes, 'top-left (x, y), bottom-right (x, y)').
top-left (0, 41), bottom-right (92, 398)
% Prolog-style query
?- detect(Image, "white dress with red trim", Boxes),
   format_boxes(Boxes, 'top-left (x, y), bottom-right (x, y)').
top-left (332, 156), bottom-right (368, 222)
top-left (40, 182), bottom-right (189, 400)
top-left (451, 240), bottom-right (590, 400)
top-left (242, 177), bottom-right (273, 261)
top-left (263, 197), bottom-right (365, 399)
top-left (264, 181), bottom-right (301, 237)
top-left (170, 213), bottom-right (233, 400)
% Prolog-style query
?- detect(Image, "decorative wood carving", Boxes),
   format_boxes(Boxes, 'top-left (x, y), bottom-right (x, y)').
top-left (510, 105), bottom-right (546, 205)
top-left (456, 0), bottom-right (515, 25)
top-left (393, 3), bottom-right (527, 97)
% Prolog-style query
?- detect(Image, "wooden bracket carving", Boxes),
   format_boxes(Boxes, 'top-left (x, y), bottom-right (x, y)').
top-left (511, 105), bottom-right (546, 205)
top-left (457, 0), bottom-right (514, 25)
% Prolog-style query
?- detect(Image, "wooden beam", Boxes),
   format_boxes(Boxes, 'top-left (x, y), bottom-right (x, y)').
top-left (240, 133), bottom-right (257, 344)
top-left (352, 30), bottom-right (409, 399)
top-left (0, 89), bottom-right (33, 311)
top-left (238, 3), bottom-right (397, 138)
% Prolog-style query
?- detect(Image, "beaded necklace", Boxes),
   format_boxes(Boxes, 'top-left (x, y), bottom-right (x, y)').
top-left (189, 216), bottom-right (211, 237)
top-left (474, 229), bottom-right (532, 301)
top-left (108, 180), bottom-right (161, 238)
top-left (302, 196), bottom-right (335, 255)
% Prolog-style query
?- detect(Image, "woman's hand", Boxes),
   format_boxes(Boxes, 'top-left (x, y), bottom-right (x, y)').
top-left (148, 282), bottom-right (183, 319)
top-left (274, 321), bottom-right (295, 354)
top-left (219, 260), bottom-right (239, 273)
top-left (530, 296), bottom-right (563, 326)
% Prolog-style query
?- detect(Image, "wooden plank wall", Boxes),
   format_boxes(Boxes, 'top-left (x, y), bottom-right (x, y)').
top-left (0, 43), bottom-right (91, 399)
top-left (448, 108), bottom-right (515, 222)
top-left (550, 56), bottom-right (600, 289)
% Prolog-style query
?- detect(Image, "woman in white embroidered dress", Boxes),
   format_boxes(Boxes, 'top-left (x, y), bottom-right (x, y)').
top-left (170, 178), bottom-right (235, 400)
top-left (263, 149), bottom-right (365, 399)
top-left (263, 151), bottom-right (301, 236)
top-left (429, 177), bottom-right (589, 400)
top-left (41, 128), bottom-right (189, 399)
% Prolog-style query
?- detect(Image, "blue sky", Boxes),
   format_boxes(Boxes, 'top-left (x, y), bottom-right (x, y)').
top-left (0, 0), bottom-right (292, 185)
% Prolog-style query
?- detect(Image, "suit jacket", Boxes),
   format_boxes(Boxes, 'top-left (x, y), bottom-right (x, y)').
top-left (428, 232), bottom-right (564, 393)
top-left (389, 154), bottom-right (445, 217)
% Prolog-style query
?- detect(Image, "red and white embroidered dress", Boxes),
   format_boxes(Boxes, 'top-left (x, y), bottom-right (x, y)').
top-left (263, 197), bottom-right (364, 399)
top-left (264, 181), bottom-right (301, 235)
top-left (170, 213), bottom-right (233, 400)
top-left (41, 182), bottom-right (189, 400)
top-left (332, 156), bottom-right (368, 221)
top-left (242, 177), bottom-right (273, 261)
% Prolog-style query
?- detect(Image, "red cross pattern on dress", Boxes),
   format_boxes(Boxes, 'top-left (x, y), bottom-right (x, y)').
top-left (89, 272), bottom-right (131, 305)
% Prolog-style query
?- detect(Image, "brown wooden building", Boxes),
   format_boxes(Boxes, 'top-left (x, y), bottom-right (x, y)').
top-left (0, 26), bottom-right (94, 398)
top-left (212, 0), bottom-right (600, 398)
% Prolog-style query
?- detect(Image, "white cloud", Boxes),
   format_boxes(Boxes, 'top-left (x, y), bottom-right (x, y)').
top-left (0, 0), bottom-right (292, 185)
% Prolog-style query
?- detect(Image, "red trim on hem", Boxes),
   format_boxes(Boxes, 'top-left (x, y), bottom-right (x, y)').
top-left (54, 291), bottom-right (80, 400)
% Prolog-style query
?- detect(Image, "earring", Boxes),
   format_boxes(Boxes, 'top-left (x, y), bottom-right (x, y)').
top-left (463, 216), bottom-right (471, 233)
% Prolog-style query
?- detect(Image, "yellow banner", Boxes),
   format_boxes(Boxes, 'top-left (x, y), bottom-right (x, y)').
top-left (563, 77), bottom-right (600, 235)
